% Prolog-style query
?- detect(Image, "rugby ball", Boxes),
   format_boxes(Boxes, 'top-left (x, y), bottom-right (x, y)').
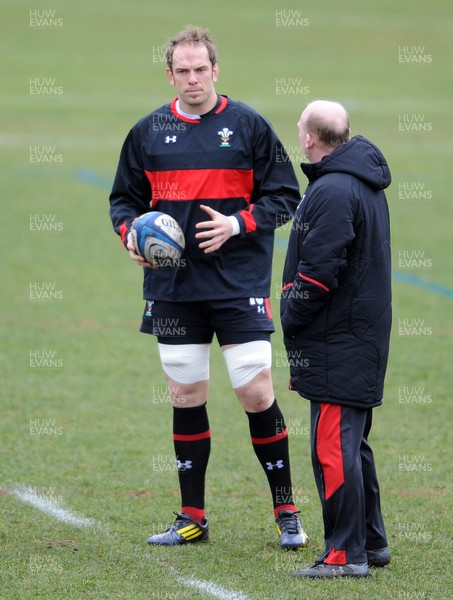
top-left (130, 211), bottom-right (185, 267)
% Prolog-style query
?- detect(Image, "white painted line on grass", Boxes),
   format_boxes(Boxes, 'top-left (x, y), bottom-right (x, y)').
top-left (179, 577), bottom-right (249, 600)
top-left (11, 487), bottom-right (96, 528)
top-left (10, 485), bottom-right (249, 599)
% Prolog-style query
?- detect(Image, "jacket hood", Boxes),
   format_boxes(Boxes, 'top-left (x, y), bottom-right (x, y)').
top-left (301, 135), bottom-right (391, 191)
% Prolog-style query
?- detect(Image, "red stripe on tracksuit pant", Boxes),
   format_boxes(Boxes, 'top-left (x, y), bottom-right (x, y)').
top-left (310, 402), bottom-right (388, 565)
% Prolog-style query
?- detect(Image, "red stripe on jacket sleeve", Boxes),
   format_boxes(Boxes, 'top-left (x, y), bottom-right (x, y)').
top-left (119, 221), bottom-right (129, 246)
top-left (239, 206), bottom-right (257, 233)
top-left (298, 272), bottom-right (330, 292)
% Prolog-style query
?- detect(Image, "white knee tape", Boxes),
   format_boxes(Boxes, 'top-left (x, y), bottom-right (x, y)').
top-left (223, 340), bottom-right (272, 389)
top-left (157, 343), bottom-right (210, 384)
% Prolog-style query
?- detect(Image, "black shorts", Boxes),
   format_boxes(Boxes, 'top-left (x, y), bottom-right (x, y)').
top-left (140, 297), bottom-right (275, 345)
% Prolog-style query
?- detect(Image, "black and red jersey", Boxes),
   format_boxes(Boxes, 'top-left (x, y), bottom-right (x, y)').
top-left (109, 95), bottom-right (301, 301)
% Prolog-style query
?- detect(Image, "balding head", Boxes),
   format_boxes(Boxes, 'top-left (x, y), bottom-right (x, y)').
top-left (298, 100), bottom-right (351, 162)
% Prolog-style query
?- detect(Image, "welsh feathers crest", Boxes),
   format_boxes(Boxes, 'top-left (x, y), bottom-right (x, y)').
top-left (218, 127), bottom-right (233, 147)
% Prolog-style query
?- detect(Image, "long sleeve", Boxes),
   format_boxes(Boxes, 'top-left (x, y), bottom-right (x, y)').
top-left (109, 127), bottom-right (151, 247)
top-left (233, 109), bottom-right (301, 235)
top-left (280, 180), bottom-right (356, 336)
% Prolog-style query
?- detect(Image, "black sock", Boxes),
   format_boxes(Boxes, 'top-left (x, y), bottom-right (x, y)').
top-left (246, 399), bottom-right (297, 517)
top-left (173, 403), bottom-right (211, 522)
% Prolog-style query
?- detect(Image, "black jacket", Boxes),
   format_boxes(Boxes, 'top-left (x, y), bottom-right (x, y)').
top-left (280, 135), bottom-right (392, 408)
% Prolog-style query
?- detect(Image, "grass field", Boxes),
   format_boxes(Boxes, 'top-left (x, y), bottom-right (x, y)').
top-left (1, 1), bottom-right (452, 599)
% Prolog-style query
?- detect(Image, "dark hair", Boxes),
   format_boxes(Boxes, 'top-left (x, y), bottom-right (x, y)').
top-left (166, 25), bottom-right (217, 70)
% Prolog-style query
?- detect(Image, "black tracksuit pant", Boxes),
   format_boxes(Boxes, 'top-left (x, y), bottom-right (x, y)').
top-left (310, 402), bottom-right (388, 565)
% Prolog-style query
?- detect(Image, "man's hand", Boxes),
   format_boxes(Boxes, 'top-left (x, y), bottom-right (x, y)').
top-left (195, 205), bottom-right (234, 253)
top-left (126, 232), bottom-right (155, 268)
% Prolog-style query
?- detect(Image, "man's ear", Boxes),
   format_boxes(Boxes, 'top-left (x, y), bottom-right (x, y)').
top-left (305, 132), bottom-right (315, 149)
top-left (166, 68), bottom-right (175, 85)
top-left (212, 63), bottom-right (220, 83)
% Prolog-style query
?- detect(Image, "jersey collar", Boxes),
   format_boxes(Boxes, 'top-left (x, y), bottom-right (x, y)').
top-left (170, 95), bottom-right (228, 123)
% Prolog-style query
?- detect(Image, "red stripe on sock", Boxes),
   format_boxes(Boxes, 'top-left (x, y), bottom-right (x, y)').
top-left (181, 506), bottom-right (206, 522)
top-left (251, 428), bottom-right (288, 445)
top-left (274, 504), bottom-right (297, 519)
top-left (173, 429), bottom-right (211, 442)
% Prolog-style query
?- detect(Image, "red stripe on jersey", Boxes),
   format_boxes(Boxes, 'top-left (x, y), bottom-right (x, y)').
top-left (316, 404), bottom-right (344, 500)
top-left (145, 169), bottom-right (253, 207)
top-left (173, 429), bottom-right (211, 442)
top-left (264, 297), bottom-right (273, 319)
top-left (251, 428), bottom-right (288, 445)
top-left (298, 272), bottom-right (330, 292)
top-left (119, 221), bottom-right (128, 246)
top-left (239, 205), bottom-right (257, 233)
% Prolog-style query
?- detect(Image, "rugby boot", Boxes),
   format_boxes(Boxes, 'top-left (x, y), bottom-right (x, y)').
top-left (275, 509), bottom-right (309, 551)
top-left (366, 546), bottom-right (391, 567)
top-left (147, 512), bottom-right (209, 546)
top-left (293, 561), bottom-right (369, 578)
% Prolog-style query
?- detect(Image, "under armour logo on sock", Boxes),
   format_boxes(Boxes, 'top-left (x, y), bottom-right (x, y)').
top-left (176, 459), bottom-right (193, 471)
top-left (266, 460), bottom-right (284, 470)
